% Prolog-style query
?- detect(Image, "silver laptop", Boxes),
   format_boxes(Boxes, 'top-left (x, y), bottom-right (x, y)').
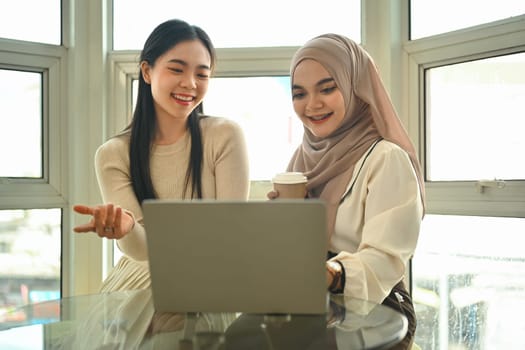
top-left (142, 199), bottom-right (328, 315)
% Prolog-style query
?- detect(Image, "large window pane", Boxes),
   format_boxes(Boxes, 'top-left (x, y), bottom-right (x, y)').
top-left (0, 0), bottom-right (61, 45)
top-left (410, 0), bottom-right (525, 40)
top-left (413, 215), bottom-right (525, 349)
top-left (113, 0), bottom-right (361, 50)
top-left (205, 76), bottom-right (303, 181)
top-left (425, 53), bottom-right (525, 181)
top-left (0, 69), bottom-right (42, 178)
top-left (0, 209), bottom-right (61, 320)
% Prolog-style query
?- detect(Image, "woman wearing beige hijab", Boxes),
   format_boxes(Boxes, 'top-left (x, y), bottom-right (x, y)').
top-left (272, 33), bottom-right (425, 349)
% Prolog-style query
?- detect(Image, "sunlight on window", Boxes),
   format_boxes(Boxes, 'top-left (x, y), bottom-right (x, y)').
top-left (411, 0), bottom-right (525, 39)
top-left (0, 0), bottom-right (61, 45)
top-left (205, 76), bottom-right (303, 180)
top-left (413, 215), bottom-right (525, 349)
top-left (0, 70), bottom-right (42, 178)
top-left (113, 0), bottom-right (361, 49)
top-left (425, 52), bottom-right (525, 181)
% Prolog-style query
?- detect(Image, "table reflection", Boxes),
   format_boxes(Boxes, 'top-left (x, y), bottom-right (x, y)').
top-left (0, 289), bottom-right (407, 349)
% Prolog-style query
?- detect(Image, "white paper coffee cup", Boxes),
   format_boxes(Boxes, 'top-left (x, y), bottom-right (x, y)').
top-left (271, 172), bottom-right (308, 199)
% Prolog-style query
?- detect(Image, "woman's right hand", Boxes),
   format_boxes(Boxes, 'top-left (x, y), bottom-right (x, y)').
top-left (73, 203), bottom-right (134, 240)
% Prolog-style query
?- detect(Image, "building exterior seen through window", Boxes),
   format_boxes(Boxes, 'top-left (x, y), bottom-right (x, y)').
top-left (0, 209), bottom-right (61, 322)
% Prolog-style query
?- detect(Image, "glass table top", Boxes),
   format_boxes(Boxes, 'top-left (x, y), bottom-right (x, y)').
top-left (0, 289), bottom-right (407, 349)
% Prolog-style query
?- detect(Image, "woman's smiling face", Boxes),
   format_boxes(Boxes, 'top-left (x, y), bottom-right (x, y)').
top-left (291, 59), bottom-right (346, 138)
top-left (141, 39), bottom-right (211, 123)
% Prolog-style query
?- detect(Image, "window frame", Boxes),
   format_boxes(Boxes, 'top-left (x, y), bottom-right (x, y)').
top-left (405, 8), bottom-right (525, 347)
top-left (0, 40), bottom-right (67, 205)
top-left (404, 14), bottom-right (525, 218)
top-left (0, 38), bottom-right (70, 295)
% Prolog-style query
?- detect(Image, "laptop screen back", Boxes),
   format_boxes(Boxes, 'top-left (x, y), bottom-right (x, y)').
top-left (142, 199), bottom-right (328, 314)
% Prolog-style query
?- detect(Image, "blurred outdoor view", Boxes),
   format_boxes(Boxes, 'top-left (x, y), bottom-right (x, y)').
top-left (0, 209), bottom-right (61, 326)
top-left (413, 215), bottom-right (525, 349)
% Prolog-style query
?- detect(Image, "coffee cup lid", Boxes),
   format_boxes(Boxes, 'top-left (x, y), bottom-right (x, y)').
top-left (272, 172), bottom-right (307, 184)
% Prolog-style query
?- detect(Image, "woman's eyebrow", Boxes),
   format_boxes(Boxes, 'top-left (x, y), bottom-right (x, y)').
top-left (167, 58), bottom-right (210, 70)
top-left (316, 77), bottom-right (334, 86)
top-left (292, 77), bottom-right (334, 90)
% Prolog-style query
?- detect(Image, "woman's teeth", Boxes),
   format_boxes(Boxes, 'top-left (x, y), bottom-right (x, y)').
top-left (310, 113), bottom-right (330, 121)
top-left (173, 94), bottom-right (193, 102)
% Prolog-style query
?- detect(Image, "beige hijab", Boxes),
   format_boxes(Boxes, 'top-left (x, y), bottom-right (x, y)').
top-left (288, 34), bottom-right (425, 237)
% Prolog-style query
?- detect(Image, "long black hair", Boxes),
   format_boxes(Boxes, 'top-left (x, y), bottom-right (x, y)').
top-left (122, 19), bottom-right (216, 203)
